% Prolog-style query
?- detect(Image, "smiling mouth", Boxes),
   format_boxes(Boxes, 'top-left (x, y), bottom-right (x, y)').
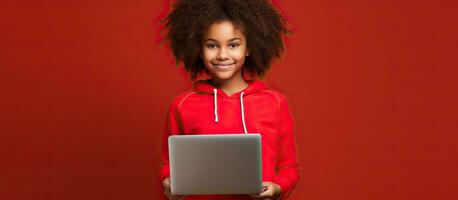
top-left (212, 63), bottom-right (235, 69)
top-left (213, 63), bottom-right (234, 66)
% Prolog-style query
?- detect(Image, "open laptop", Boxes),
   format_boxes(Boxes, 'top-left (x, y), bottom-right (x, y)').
top-left (168, 133), bottom-right (262, 195)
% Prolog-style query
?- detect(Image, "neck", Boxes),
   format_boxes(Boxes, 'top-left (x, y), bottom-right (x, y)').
top-left (211, 75), bottom-right (248, 97)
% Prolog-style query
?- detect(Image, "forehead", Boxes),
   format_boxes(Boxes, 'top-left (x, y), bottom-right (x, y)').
top-left (203, 20), bottom-right (245, 41)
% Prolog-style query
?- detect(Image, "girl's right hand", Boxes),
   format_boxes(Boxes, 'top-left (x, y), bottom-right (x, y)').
top-left (162, 177), bottom-right (185, 200)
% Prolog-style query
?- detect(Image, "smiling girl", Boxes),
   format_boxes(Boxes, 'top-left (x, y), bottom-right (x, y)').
top-left (159, 1), bottom-right (299, 199)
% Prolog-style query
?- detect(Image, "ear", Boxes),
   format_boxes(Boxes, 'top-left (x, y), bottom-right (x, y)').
top-left (245, 49), bottom-right (250, 56)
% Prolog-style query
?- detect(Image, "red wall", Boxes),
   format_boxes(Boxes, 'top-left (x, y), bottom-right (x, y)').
top-left (1, 0), bottom-right (457, 199)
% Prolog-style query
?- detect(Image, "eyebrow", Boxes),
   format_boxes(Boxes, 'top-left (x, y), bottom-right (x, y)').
top-left (204, 38), bottom-right (242, 42)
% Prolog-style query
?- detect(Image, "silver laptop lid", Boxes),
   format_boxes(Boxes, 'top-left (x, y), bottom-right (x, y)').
top-left (169, 133), bottom-right (262, 195)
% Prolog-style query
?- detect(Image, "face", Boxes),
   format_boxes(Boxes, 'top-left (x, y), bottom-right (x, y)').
top-left (201, 20), bottom-right (249, 82)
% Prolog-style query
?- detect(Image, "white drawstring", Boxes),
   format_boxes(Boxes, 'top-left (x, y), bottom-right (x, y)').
top-left (213, 89), bottom-right (248, 134)
top-left (213, 89), bottom-right (219, 122)
top-left (240, 92), bottom-right (248, 134)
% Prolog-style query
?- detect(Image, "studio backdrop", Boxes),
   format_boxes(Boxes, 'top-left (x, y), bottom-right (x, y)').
top-left (1, 0), bottom-right (457, 200)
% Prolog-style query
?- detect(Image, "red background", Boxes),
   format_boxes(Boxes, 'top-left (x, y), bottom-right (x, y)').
top-left (1, 0), bottom-right (457, 199)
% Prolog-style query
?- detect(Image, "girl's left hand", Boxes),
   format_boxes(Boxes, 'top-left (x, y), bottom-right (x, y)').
top-left (250, 181), bottom-right (282, 200)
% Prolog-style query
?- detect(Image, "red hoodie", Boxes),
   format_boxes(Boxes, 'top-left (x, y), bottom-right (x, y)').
top-left (160, 79), bottom-right (299, 200)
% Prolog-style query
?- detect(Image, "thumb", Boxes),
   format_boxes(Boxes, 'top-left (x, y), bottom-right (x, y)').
top-left (250, 185), bottom-right (269, 198)
top-left (162, 177), bottom-right (171, 188)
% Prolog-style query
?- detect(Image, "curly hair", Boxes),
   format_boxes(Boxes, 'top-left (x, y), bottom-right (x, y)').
top-left (160, 0), bottom-right (291, 80)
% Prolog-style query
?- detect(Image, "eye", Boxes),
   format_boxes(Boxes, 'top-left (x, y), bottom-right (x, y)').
top-left (206, 43), bottom-right (218, 49)
top-left (229, 43), bottom-right (240, 48)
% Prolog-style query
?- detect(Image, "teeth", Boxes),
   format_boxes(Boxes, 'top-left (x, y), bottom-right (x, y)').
top-left (214, 63), bottom-right (233, 69)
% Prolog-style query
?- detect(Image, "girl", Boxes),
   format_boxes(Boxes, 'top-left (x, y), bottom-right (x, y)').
top-left (159, 0), bottom-right (299, 199)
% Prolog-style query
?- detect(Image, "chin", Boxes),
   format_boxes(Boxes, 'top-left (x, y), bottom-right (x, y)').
top-left (213, 74), bottom-right (234, 81)
top-left (207, 66), bottom-right (243, 82)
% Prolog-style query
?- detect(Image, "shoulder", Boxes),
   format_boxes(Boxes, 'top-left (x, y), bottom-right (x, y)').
top-left (261, 89), bottom-right (294, 122)
top-left (254, 88), bottom-right (290, 109)
top-left (168, 91), bottom-right (197, 110)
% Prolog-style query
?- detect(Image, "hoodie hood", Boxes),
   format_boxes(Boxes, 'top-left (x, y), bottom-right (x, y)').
top-left (193, 79), bottom-right (269, 98)
top-left (192, 79), bottom-right (269, 133)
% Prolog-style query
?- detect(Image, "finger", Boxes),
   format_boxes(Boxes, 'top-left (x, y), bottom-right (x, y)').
top-left (162, 183), bottom-right (170, 192)
top-left (163, 178), bottom-right (170, 187)
top-left (171, 195), bottom-right (184, 200)
top-left (258, 187), bottom-right (274, 198)
top-left (163, 191), bottom-right (171, 198)
top-left (252, 181), bottom-right (276, 199)
top-left (249, 194), bottom-right (259, 199)
top-left (250, 186), bottom-right (268, 199)
top-left (163, 187), bottom-right (172, 198)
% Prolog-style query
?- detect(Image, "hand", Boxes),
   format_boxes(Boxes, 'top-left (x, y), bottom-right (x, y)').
top-left (250, 181), bottom-right (282, 200)
top-left (162, 177), bottom-right (185, 200)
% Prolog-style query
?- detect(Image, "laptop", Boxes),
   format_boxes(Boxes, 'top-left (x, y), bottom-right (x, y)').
top-left (168, 133), bottom-right (262, 195)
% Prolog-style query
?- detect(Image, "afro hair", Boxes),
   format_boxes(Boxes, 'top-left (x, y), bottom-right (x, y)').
top-left (160, 0), bottom-right (291, 80)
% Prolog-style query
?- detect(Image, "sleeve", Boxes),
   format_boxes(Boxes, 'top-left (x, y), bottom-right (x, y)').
top-left (159, 99), bottom-right (183, 182)
top-left (273, 96), bottom-right (300, 200)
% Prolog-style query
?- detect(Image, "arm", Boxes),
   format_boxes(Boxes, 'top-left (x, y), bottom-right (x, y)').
top-left (160, 101), bottom-right (182, 182)
top-left (160, 100), bottom-right (184, 200)
top-left (273, 97), bottom-right (300, 200)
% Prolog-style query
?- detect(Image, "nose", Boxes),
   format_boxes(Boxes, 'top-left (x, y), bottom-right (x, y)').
top-left (216, 47), bottom-right (229, 60)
